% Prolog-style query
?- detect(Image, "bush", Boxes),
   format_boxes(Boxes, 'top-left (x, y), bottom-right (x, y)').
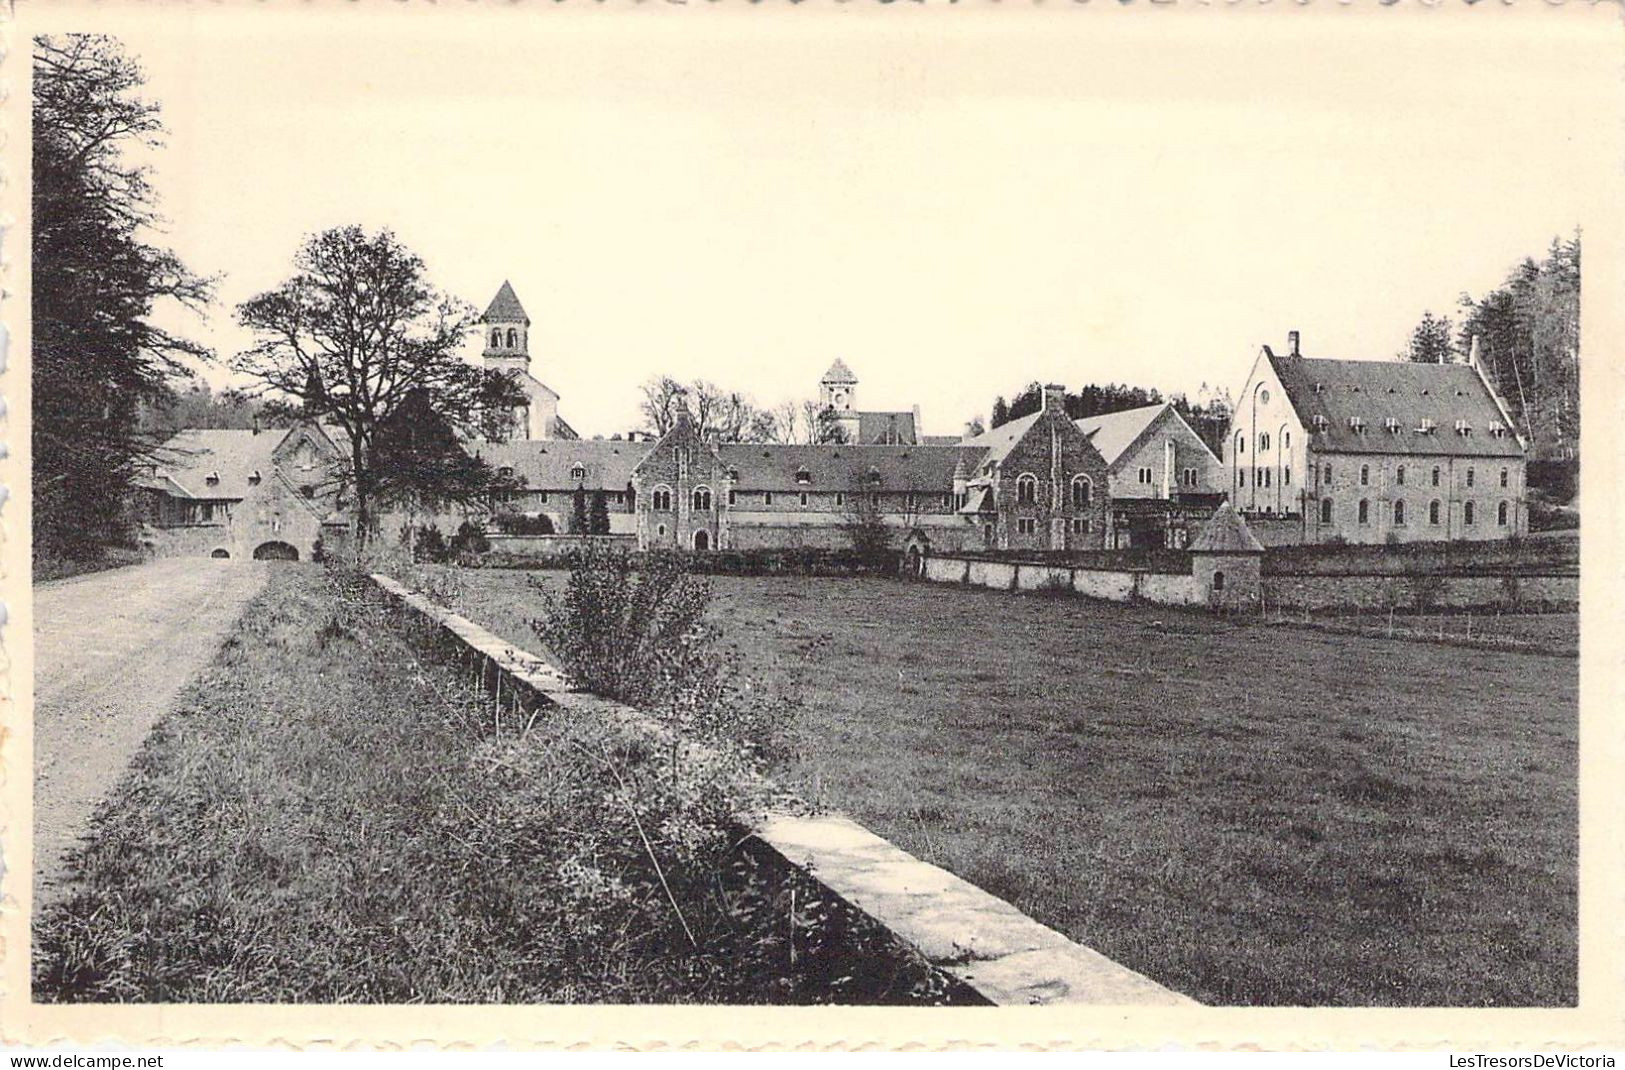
top-left (449, 519), bottom-right (490, 561)
top-left (490, 512), bottom-right (556, 536)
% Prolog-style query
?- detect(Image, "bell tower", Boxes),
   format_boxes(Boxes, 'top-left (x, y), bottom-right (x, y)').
top-left (481, 280), bottom-right (530, 377)
top-left (820, 358), bottom-right (858, 412)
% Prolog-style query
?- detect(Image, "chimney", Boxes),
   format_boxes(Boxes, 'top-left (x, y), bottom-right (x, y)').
top-left (1288, 330), bottom-right (1301, 358)
top-left (1042, 383), bottom-right (1067, 412)
top-left (1466, 335), bottom-right (1481, 369)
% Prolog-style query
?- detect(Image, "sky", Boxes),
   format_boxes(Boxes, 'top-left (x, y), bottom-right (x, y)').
top-left (30, 3), bottom-right (1619, 439)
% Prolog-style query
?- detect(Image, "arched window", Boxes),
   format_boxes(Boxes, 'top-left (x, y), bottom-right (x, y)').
top-left (1320, 498), bottom-right (1333, 524)
top-left (491, 329), bottom-right (502, 348)
top-left (1017, 474), bottom-right (1037, 505)
top-left (1464, 501), bottom-right (1476, 526)
top-left (652, 486), bottom-right (673, 511)
top-left (1393, 499), bottom-right (1405, 525)
top-left (1259, 432), bottom-right (1271, 452)
top-left (693, 530), bottom-right (710, 551)
top-left (1236, 432), bottom-right (1245, 456)
top-left (506, 328), bottom-right (518, 348)
top-left (1360, 464), bottom-right (1370, 486)
top-left (692, 486), bottom-right (712, 511)
top-left (1429, 499), bottom-right (1441, 526)
top-left (1284, 432), bottom-right (1291, 448)
top-left (1213, 570), bottom-right (1226, 592)
top-left (1358, 499), bottom-right (1370, 525)
top-left (1071, 476), bottom-right (1092, 509)
top-left (1498, 501), bottom-right (1509, 526)
top-left (1396, 465), bottom-right (1406, 486)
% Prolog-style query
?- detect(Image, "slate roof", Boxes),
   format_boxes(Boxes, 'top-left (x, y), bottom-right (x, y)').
top-left (473, 438), bottom-right (641, 491)
top-left (715, 443), bottom-right (987, 491)
top-left (959, 411), bottom-right (1042, 466)
top-left (1189, 501), bottom-right (1265, 553)
top-left (821, 358), bottom-right (858, 384)
top-left (1073, 404), bottom-right (1168, 467)
top-left (481, 281), bottom-right (530, 326)
top-left (142, 428), bottom-right (303, 500)
top-left (854, 410), bottom-right (918, 445)
top-left (1267, 351), bottom-right (1523, 458)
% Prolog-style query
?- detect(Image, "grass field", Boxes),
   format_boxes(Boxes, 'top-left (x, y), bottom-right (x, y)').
top-left (36, 566), bottom-right (956, 1004)
top-left (448, 567), bottom-right (1578, 1007)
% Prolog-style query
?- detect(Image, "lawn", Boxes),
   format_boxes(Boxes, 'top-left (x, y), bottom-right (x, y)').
top-left (447, 566), bottom-right (1579, 1007)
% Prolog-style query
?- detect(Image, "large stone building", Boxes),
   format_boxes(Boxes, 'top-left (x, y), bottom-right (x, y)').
top-left (626, 384), bottom-right (1108, 553)
top-left (1227, 332), bottom-right (1529, 544)
top-left (1071, 402), bottom-right (1226, 548)
top-left (133, 423), bottom-right (350, 560)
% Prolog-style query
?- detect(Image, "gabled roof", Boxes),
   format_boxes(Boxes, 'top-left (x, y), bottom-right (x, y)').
top-left (146, 427), bottom-right (331, 500)
top-left (854, 410), bottom-right (917, 445)
top-left (481, 281), bottom-right (529, 326)
top-left (1189, 501), bottom-right (1264, 553)
top-left (958, 485), bottom-right (996, 515)
top-left (715, 443), bottom-right (987, 492)
top-left (821, 358), bottom-right (858, 384)
top-left (474, 438), bottom-right (642, 491)
top-left (1073, 403), bottom-right (1168, 467)
top-left (1266, 350), bottom-right (1523, 458)
top-left (958, 410), bottom-right (1042, 466)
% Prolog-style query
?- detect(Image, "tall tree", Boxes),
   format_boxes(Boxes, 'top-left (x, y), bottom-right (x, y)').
top-left (570, 485), bottom-right (591, 535)
top-left (32, 35), bottom-right (213, 561)
top-left (1401, 310), bottom-right (1456, 364)
top-left (1457, 233), bottom-right (1581, 460)
top-left (588, 488), bottom-right (611, 535)
top-left (990, 396), bottom-right (1011, 429)
top-left (371, 386), bottom-right (507, 543)
top-left (234, 225), bottom-right (524, 545)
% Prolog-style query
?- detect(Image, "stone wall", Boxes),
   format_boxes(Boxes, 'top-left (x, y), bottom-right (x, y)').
top-left (1262, 571), bottom-right (1576, 611)
top-left (485, 533), bottom-right (638, 555)
top-left (924, 554), bottom-right (1205, 607)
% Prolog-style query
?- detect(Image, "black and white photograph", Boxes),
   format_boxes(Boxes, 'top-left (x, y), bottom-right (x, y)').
top-left (3, 0), bottom-right (1619, 1051)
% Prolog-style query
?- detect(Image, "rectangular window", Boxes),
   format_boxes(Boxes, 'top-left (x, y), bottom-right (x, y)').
top-left (1320, 498), bottom-right (1333, 524)
top-left (1467, 468), bottom-right (1475, 488)
top-left (764, 492), bottom-right (773, 505)
top-left (1237, 470), bottom-right (1245, 488)
top-left (539, 491), bottom-right (549, 504)
top-left (799, 492), bottom-right (808, 507)
top-left (836, 492), bottom-right (844, 507)
top-left (1283, 469), bottom-right (1291, 486)
top-left (728, 489), bottom-right (736, 506)
top-left (1018, 518), bottom-right (1036, 535)
top-left (1323, 464), bottom-right (1332, 483)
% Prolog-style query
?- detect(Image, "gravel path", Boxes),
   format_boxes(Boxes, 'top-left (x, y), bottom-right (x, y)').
top-left (32, 558), bottom-right (270, 910)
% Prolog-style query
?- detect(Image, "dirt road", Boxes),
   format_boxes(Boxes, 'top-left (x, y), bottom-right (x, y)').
top-left (33, 558), bottom-right (270, 907)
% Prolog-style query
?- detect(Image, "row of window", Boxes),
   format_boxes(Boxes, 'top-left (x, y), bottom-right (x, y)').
top-left (1320, 498), bottom-right (1511, 527)
top-left (1235, 431), bottom-right (1291, 454)
top-left (490, 328), bottom-right (521, 349)
top-left (1237, 467), bottom-right (1291, 489)
top-left (1337, 463), bottom-right (1510, 489)
top-left (1134, 467), bottom-right (1202, 487)
top-left (1014, 517), bottom-right (1096, 536)
top-left (647, 487), bottom-right (956, 512)
top-left (1015, 474), bottom-right (1094, 507)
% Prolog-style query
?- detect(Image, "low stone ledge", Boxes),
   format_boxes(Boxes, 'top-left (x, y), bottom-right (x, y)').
top-left (750, 814), bottom-right (1194, 1007)
top-left (370, 571), bottom-right (1196, 1007)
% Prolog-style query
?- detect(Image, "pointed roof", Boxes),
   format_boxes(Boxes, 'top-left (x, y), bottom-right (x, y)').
top-left (1189, 501), bottom-right (1265, 554)
top-left (481, 281), bottom-right (530, 326)
top-left (821, 358), bottom-right (858, 384)
top-left (1073, 403), bottom-right (1169, 466)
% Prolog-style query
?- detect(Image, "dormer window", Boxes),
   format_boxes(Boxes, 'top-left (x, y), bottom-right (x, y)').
top-left (499, 466), bottom-right (514, 478)
top-left (570, 464), bottom-right (586, 481)
top-left (247, 470), bottom-right (261, 486)
top-left (795, 467), bottom-right (811, 484)
top-left (1454, 419), bottom-right (1472, 436)
top-left (1311, 415), bottom-right (1328, 433)
top-left (1347, 416), bottom-right (1366, 433)
top-left (867, 467), bottom-right (882, 485)
top-left (1384, 417), bottom-right (1400, 434)
top-left (727, 467), bottom-right (739, 481)
top-left (205, 472), bottom-right (220, 486)
top-left (1490, 426), bottom-right (1507, 439)
top-left (1417, 419), bottom-right (1437, 434)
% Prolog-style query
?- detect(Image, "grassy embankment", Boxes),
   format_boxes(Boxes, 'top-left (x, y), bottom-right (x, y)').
top-left (35, 565), bottom-right (959, 1004)
top-left (448, 567), bottom-right (1578, 1007)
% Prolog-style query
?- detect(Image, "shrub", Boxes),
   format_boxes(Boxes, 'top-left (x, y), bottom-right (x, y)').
top-left (491, 512), bottom-right (556, 536)
top-left (449, 519), bottom-right (490, 561)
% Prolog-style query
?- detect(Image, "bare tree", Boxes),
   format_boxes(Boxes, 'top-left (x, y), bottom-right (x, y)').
top-left (638, 376), bottom-right (688, 438)
top-left (234, 225), bottom-right (523, 546)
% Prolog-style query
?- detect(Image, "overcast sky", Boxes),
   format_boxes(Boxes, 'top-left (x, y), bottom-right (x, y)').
top-left (33, 4), bottom-right (1616, 438)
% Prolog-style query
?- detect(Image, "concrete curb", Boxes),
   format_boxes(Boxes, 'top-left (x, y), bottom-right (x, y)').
top-left (369, 571), bottom-right (1196, 1007)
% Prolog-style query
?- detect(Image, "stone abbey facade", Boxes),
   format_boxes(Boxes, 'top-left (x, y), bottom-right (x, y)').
top-left (132, 283), bottom-right (1528, 560)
